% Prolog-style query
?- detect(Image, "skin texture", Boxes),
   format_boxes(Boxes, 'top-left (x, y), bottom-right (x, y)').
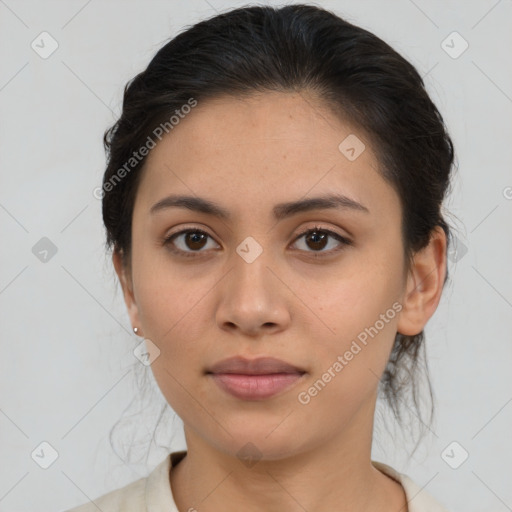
top-left (113, 91), bottom-right (446, 512)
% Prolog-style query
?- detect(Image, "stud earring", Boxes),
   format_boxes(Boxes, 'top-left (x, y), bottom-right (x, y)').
top-left (133, 327), bottom-right (139, 335)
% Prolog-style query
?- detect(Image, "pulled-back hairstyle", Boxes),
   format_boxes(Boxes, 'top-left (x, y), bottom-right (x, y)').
top-left (102, 3), bottom-right (456, 460)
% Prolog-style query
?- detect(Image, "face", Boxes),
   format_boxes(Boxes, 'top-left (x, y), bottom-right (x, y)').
top-left (114, 91), bottom-right (445, 461)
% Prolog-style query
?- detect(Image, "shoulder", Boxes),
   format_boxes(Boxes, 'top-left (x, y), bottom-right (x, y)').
top-left (63, 475), bottom-right (146, 512)
top-left (64, 452), bottom-right (179, 512)
top-left (372, 460), bottom-right (450, 512)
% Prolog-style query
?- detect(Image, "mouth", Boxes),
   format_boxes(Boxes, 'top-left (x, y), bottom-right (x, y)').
top-left (206, 356), bottom-right (307, 400)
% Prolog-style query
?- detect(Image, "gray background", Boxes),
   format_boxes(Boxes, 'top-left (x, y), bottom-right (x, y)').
top-left (1, 1), bottom-right (511, 511)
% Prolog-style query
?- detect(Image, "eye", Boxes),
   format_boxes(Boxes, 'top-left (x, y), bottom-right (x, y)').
top-left (291, 226), bottom-right (352, 256)
top-left (162, 225), bottom-right (352, 259)
top-left (163, 228), bottom-right (220, 257)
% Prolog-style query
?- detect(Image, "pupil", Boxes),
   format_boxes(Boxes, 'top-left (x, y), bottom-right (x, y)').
top-left (307, 231), bottom-right (327, 250)
top-left (187, 232), bottom-right (207, 250)
top-left (184, 230), bottom-right (329, 251)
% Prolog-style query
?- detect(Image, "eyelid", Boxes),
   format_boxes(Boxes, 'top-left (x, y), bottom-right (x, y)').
top-left (162, 223), bottom-right (352, 257)
top-left (164, 224), bottom-right (218, 242)
top-left (290, 225), bottom-right (352, 254)
top-left (292, 223), bottom-right (351, 242)
top-left (162, 224), bottom-right (220, 257)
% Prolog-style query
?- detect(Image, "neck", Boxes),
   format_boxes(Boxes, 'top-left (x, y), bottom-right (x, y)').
top-left (169, 400), bottom-right (407, 512)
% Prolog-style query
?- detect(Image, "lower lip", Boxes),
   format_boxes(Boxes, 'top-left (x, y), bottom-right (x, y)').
top-left (209, 373), bottom-right (305, 400)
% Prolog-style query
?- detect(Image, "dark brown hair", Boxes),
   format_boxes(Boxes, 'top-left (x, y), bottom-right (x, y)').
top-left (102, 3), bottom-right (456, 458)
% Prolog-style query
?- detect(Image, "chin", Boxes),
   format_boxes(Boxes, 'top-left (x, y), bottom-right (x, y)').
top-left (207, 426), bottom-right (311, 464)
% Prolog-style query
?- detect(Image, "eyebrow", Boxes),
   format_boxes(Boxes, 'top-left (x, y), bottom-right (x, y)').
top-left (149, 193), bottom-right (370, 220)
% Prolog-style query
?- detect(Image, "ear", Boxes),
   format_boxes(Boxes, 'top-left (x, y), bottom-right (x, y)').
top-left (112, 250), bottom-right (144, 337)
top-left (397, 226), bottom-right (447, 336)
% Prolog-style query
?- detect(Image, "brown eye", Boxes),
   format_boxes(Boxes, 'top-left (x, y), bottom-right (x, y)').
top-left (292, 226), bottom-right (352, 256)
top-left (163, 229), bottom-right (220, 257)
top-left (304, 230), bottom-right (328, 251)
top-left (184, 231), bottom-right (208, 250)
top-left (163, 225), bottom-right (351, 259)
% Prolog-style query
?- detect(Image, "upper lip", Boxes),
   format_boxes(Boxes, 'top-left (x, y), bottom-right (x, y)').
top-left (206, 356), bottom-right (306, 375)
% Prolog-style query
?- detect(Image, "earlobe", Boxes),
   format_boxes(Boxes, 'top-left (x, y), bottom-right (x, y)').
top-left (112, 250), bottom-right (142, 335)
top-left (396, 226), bottom-right (447, 336)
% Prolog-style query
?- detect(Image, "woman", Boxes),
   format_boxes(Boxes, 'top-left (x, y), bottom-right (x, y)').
top-left (67, 4), bottom-right (453, 511)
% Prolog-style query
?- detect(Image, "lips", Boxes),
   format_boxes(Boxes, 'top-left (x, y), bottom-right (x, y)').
top-left (206, 356), bottom-right (306, 375)
top-left (206, 356), bottom-right (306, 400)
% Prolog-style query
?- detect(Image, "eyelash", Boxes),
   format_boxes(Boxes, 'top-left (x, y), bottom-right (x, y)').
top-left (162, 225), bottom-right (352, 259)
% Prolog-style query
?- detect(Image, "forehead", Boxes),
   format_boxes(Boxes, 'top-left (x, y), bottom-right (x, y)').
top-left (135, 91), bottom-right (399, 223)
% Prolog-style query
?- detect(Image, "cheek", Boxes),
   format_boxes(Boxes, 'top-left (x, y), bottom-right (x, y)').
top-left (132, 246), bottom-right (214, 341)
top-left (297, 317), bottom-right (398, 425)
top-left (304, 262), bottom-right (400, 337)
top-left (132, 272), bottom-right (214, 410)
top-left (137, 289), bottom-right (209, 418)
top-left (304, 268), bottom-right (401, 390)
top-left (137, 286), bottom-right (210, 369)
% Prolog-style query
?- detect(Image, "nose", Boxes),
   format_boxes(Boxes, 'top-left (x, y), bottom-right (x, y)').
top-left (215, 246), bottom-right (291, 337)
